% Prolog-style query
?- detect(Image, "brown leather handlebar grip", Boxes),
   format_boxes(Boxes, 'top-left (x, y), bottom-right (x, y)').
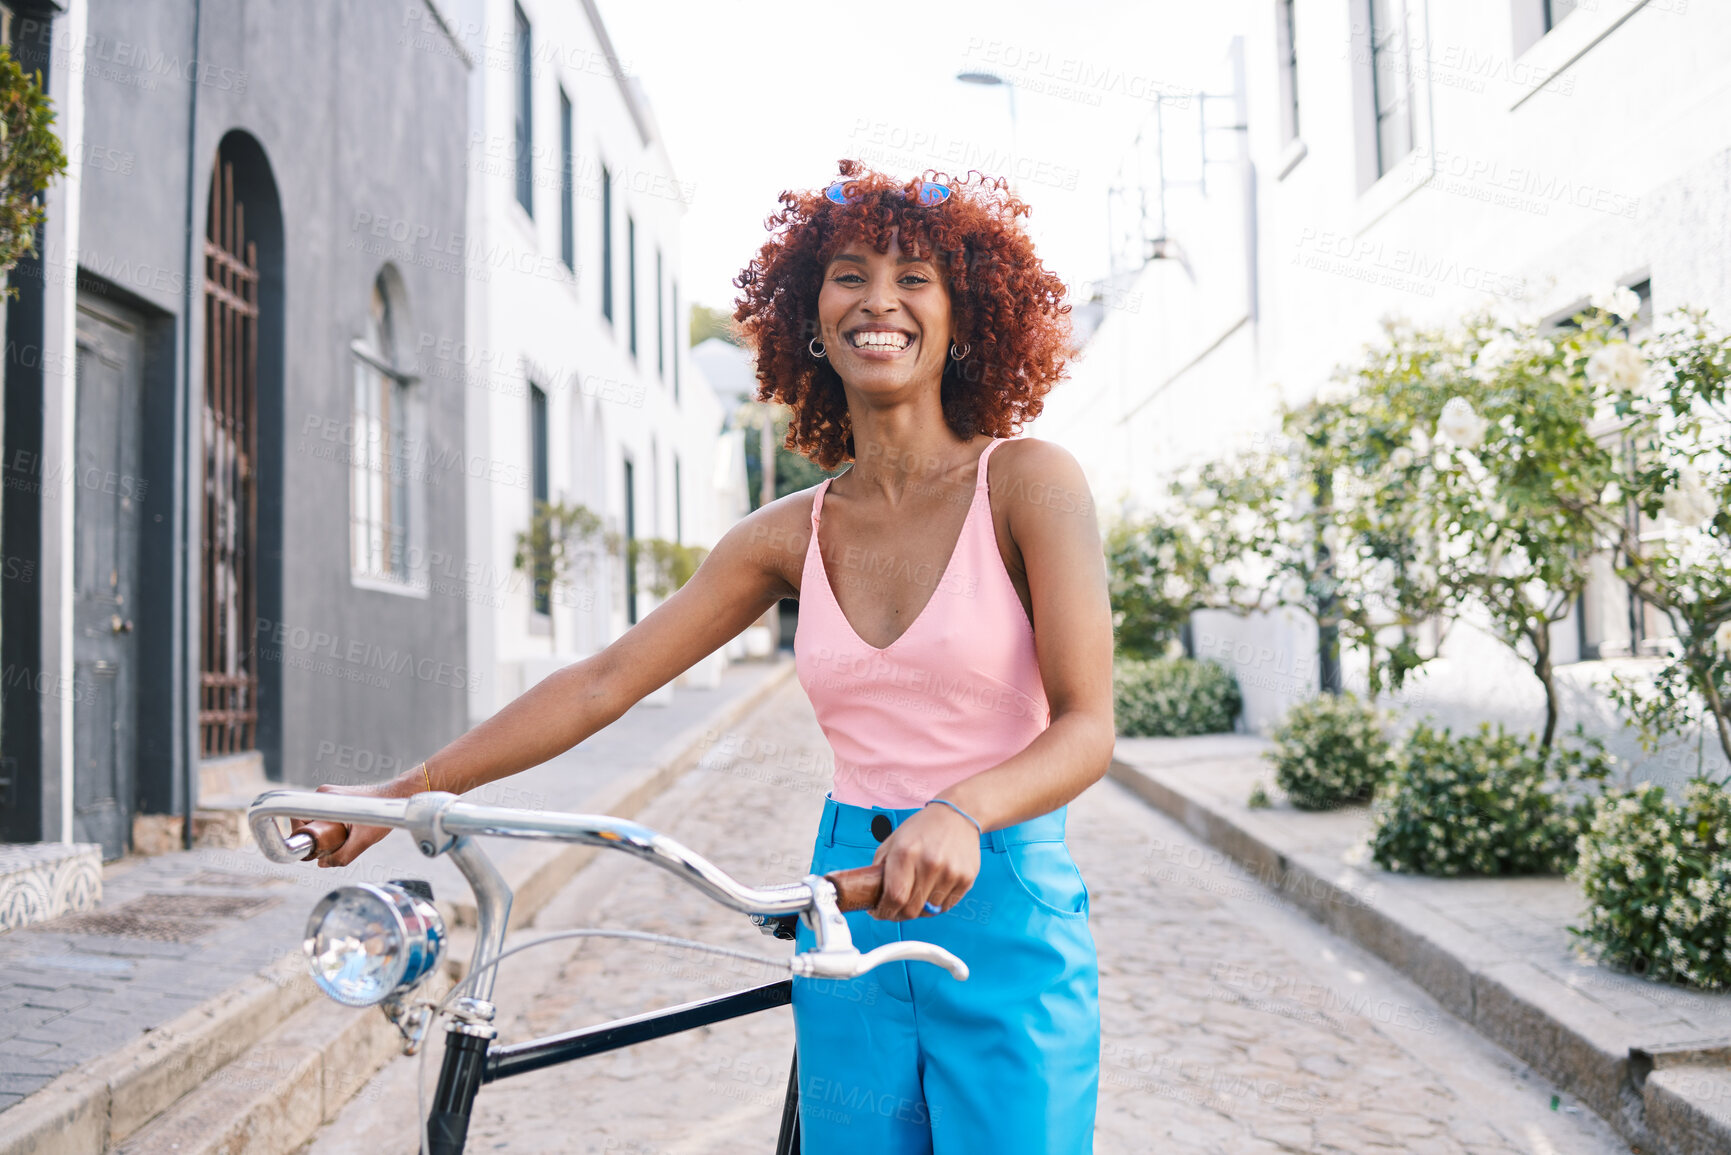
top-left (292, 820), bottom-right (354, 861)
top-left (825, 864), bottom-right (884, 912)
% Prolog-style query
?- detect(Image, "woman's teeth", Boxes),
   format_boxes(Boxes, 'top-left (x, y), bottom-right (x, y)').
top-left (851, 332), bottom-right (911, 350)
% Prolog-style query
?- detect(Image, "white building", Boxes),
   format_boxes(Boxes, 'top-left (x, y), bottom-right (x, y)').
top-left (1037, 1), bottom-right (1731, 783)
top-left (440, 0), bottom-right (742, 720)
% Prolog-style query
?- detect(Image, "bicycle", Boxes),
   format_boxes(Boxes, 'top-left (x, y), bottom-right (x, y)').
top-left (248, 789), bottom-right (969, 1155)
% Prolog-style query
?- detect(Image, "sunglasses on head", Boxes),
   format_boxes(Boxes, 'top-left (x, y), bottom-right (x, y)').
top-left (823, 179), bottom-right (952, 207)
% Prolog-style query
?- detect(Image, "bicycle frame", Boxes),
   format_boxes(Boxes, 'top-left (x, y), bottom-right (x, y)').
top-left (248, 789), bottom-right (964, 1155)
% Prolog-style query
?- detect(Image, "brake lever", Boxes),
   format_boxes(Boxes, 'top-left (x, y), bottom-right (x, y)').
top-left (791, 940), bottom-right (969, 982)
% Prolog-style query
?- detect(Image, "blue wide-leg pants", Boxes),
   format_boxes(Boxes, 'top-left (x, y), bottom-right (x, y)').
top-left (790, 796), bottom-right (1100, 1153)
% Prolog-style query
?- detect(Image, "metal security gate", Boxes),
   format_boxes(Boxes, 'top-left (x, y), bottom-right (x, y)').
top-left (200, 155), bottom-right (260, 756)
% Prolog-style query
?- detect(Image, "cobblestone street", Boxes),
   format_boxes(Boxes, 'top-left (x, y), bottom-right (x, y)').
top-left (308, 679), bottom-right (1631, 1154)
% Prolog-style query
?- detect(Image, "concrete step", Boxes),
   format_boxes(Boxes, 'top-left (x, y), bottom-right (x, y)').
top-left (0, 953), bottom-right (317, 1155)
top-left (116, 975), bottom-right (440, 1155)
top-left (131, 751), bottom-right (272, 856)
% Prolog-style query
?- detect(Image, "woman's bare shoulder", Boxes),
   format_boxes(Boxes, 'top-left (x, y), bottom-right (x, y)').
top-left (987, 437), bottom-right (1096, 519)
top-left (713, 484), bottom-right (822, 589)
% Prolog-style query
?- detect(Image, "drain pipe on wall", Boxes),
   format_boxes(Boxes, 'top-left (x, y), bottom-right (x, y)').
top-left (177, 0), bottom-right (202, 851)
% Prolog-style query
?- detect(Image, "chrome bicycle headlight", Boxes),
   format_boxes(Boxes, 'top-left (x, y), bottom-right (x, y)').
top-left (303, 881), bottom-right (444, 1007)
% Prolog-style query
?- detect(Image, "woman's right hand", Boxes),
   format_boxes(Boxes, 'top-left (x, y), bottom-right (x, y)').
top-left (289, 778), bottom-right (419, 869)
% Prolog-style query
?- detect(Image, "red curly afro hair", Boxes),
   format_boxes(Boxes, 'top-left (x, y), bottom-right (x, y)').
top-left (732, 159), bottom-right (1073, 470)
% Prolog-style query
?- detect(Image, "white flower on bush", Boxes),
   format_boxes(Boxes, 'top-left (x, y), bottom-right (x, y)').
top-left (1191, 488), bottom-right (1219, 511)
top-left (1436, 397), bottom-right (1489, 450)
top-left (1661, 465), bottom-right (1716, 528)
top-left (1388, 446), bottom-right (1416, 471)
top-left (1715, 619), bottom-right (1731, 659)
top-left (1590, 283), bottom-right (1642, 321)
top-left (1586, 341), bottom-right (1647, 392)
top-left (1473, 336), bottom-right (1520, 380)
top-left (1279, 574), bottom-right (1308, 603)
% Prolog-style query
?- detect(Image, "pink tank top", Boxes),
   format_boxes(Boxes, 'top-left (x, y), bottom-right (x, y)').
top-left (794, 438), bottom-right (1051, 808)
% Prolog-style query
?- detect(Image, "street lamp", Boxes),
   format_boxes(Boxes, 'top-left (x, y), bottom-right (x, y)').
top-left (956, 70), bottom-right (1018, 183)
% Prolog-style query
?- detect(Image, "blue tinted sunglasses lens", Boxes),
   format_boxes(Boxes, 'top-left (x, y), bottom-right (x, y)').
top-left (823, 180), bottom-right (951, 206)
top-left (914, 181), bottom-right (952, 206)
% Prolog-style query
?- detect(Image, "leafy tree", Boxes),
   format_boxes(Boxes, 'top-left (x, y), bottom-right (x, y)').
top-left (690, 302), bottom-right (740, 348)
top-left (0, 46), bottom-right (67, 289)
top-left (628, 538), bottom-right (709, 599)
top-left (1586, 306), bottom-right (1731, 769)
top-left (1103, 516), bottom-right (1207, 659)
top-left (1307, 312), bottom-right (1618, 747)
top-left (512, 500), bottom-right (609, 650)
top-left (742, 403), bottom-right (842, 508)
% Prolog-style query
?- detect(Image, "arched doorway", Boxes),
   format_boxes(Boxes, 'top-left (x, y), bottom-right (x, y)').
top-left (199, 133), bottom-right (283, 769)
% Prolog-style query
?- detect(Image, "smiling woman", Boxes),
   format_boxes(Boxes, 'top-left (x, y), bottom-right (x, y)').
top-left (296, 156), bottom-right (1112, 1155)
top-left (733, 158), bottom-right (1074, 469)
top-left (723, 160), bottom-right (1111, 1152)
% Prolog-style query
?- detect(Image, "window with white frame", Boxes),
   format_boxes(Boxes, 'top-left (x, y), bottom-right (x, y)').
top-left (351, 270), bottom-right (421, 586)
top-left (1368, 0), bottom-right (1414, 178)
top-left (1513, 0), bottom-right (1581, 56)
top-left (513, 3), bottom-right (533, 216)
top-left (1276, 0), bottom-right (1300, 144)
top-left (559, 87), bottom-right (574, 272)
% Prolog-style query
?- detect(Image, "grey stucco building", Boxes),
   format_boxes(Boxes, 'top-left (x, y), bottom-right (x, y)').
top-left (1, 0), bottom-right (474, 856)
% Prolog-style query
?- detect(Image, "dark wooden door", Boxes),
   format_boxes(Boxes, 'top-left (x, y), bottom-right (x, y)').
top-left (72, 298), bottom-right (143, 859)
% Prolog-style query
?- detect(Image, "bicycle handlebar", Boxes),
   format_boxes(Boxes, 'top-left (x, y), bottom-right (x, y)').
top-left (252, 790), bottom-right (818, 916)
top-left (250, 790), bottom-right (966, 985)
top-left (268, 796), bottom-right (888, 913)
top-left (825, 864), bottom-right (884, 912)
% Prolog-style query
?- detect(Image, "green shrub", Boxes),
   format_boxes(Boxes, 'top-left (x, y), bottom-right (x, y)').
top-left (1104, 519), bottom-right (1204, 660)
top-left (1265, 693), bottom-right (1391, 810)
top-left (1113, 658), bottom-right (1241, 737)
top-left (1571, 778), bottom-right (1731, 989)
top-left (1370, 723), bottom-right (1611, 876)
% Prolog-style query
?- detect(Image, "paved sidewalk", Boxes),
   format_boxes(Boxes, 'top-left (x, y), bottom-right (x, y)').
top-left (309, 679), bottom-right (1627, 1155)
top-left (1112, 733), bottom-right (1731, 1154)
top-left (0, 659), bottom-right (790, 1119)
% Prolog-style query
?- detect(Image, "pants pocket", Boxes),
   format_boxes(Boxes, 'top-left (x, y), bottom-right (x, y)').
top-left (1001, 841), bottom-right (1090, 920)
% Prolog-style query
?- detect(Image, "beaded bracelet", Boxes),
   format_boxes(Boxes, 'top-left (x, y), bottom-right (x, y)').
top-left (923, 797), bottom-right (983, 836)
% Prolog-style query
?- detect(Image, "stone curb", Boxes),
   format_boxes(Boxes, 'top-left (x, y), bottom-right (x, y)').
top-left (112, 975), bottom-right (440, 1155)
top-left (0, 955), bottom-right (315, 1155)
top-left (0, 659), bottom-right (795, 1155)
top-left (1109, 753), bottom-right (1731, 1155)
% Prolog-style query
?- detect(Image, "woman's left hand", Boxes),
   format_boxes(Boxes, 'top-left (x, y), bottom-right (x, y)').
top-left (871, 804), bottom-right (982, 921)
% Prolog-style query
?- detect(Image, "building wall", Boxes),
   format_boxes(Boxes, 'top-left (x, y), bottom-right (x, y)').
top-left (444, 0), bottom-right (729, 722)
top-left (1037, 2), bottom-right (1731, 785)
top-left (74, 0), bottom-right (472, 800)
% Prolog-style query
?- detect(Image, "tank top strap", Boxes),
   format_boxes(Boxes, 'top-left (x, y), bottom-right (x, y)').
top-left (974, 437), bottom-right (1007, 494)
top-left (810, 477), bottom-right (833, 528)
